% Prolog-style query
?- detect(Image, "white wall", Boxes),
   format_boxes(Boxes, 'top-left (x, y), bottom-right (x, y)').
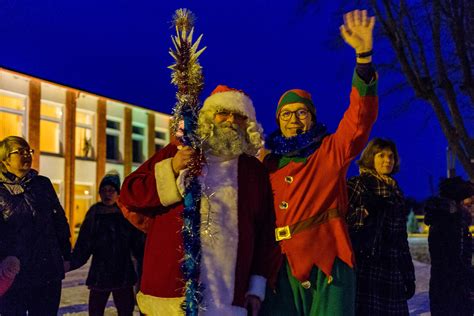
top-left (105, 163), bottom-right (124, 182)
top-left (39, 155), bottom-right (65, 204)
top-left (106, 100), bottom-right (125, 118)
top-left (76, 93), bottom-right (97, 112)
top-left (155, 113), bottom-right (170, 130)
top-left (40, 155), bottom-right (65, 181)
top-left (41, 82), bottom-right (66, 104)
top-left (0, 71), bottom-right (29, 95)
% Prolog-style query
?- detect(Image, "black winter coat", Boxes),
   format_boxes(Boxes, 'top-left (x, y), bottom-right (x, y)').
top-left (71, 202), bottom-right (145, 290)
top-left (347, 172), bottom-right (415, 316)
top-left (424, 197), bottom-right (473, 316)
top-left (0, 169), bottom-right (71, 287)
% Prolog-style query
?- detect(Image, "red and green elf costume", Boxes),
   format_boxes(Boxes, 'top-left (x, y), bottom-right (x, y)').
top-left (261, 66), bottom-right (378, 315)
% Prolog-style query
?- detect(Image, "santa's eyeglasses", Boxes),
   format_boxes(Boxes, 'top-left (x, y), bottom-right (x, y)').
top-left (214, 111), bottom-right (248, 122)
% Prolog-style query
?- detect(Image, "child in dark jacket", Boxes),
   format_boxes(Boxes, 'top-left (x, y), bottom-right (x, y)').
top-left (71, 171), bottom-right (145, 316)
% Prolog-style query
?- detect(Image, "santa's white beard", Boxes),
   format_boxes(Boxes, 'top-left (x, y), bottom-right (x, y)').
top-left (205, 122), bottom-right (245, 158)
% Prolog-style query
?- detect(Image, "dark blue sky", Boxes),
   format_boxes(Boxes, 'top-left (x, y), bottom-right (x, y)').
top-left (0, 0), bottom-right (462, 200)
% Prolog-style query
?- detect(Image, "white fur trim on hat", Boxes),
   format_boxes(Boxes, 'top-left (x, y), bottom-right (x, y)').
top-left (202, 90), bottom-right (256, 121)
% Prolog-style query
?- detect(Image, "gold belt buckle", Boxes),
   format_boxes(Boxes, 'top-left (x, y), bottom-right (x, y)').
top-left (275, 225), bottom-right (292, 241)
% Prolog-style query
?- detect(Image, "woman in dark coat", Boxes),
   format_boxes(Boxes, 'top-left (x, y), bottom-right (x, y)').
top-left (0, 136), bottom-right (71, 315)
top-left (346, 138), bottom-right (415, 315)
top-left (424, 177), bottom-right (473, 316)
top-left (71, 171), bottom-right (145, 316)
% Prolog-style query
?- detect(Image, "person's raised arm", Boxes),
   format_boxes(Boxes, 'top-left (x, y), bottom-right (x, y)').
top-left (329, 10), bottom-right (378, 166)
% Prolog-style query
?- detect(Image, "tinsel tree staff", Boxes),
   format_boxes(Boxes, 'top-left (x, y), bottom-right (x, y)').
top-left (168, 8), bottom-right (206, 316)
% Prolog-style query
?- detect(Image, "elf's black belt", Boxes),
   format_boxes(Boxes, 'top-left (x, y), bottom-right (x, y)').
top-left (275, 208), bottom-right (340, 241)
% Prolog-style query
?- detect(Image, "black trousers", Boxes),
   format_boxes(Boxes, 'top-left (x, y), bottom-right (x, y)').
top-left (89, 287), bottom-right (135, 316)
top-left (0, 279), bottom-right (62, 316)
top-left (429, 269), bottom-right (471, 316)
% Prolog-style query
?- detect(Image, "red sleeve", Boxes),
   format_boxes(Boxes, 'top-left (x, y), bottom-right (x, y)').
top-left (329, 70), bottom-right (379, 167)
top-left (118, 143), bottom-right (179, 216)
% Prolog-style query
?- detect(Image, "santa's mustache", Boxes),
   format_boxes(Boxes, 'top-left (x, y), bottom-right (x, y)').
top-left (216, 121), bottom-right (240, 130)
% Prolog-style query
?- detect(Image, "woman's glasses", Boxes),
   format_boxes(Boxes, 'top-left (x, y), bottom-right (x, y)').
top-left (9, 148), bottom-right (34, 157)
top-left (279, 109), bottom-right (309, 121)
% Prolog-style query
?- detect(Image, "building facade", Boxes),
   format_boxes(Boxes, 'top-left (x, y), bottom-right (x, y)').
top-left (0, 68), bottom-right (171, 240)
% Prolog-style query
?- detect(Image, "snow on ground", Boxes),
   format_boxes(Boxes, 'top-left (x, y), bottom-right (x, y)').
top-left (58, 261), bottom-right (140, 316)
top-left (408, 260), bottom-right (431, 316)
top-left (59, 259), bottom-right (432, 315)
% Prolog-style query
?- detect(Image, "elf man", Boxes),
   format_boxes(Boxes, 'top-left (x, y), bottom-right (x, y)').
top-left (119, 86), bottom-right (275, 316)
top-left (260, 9), bottom-right (378, 315)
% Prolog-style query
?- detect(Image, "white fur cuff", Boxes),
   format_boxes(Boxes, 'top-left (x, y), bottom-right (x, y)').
top-left (136, 291), bottom-right (184, 316)
top-left (155, 158), bottom-right (182, 207)
top-left (246, 275), bottom-right (267, 302)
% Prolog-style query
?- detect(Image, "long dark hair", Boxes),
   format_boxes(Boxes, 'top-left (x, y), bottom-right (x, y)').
top-left (356, 137), bottom-right (400, 175)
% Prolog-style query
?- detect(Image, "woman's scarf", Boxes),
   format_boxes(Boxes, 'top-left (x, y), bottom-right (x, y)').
top-left (359, 167), bottom-right (398, 189)
top-left (0, 169), bottom-right (37, 195)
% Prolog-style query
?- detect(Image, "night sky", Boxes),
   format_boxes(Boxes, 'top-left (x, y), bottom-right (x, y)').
top-left (0, 0), bottom-right (463, 201)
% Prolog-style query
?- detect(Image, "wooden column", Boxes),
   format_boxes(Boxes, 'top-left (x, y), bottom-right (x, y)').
top-left (147, 112), bottom-right (155, 159)
top-left (64, 90), bottom-right (77, 239)
top-left (123, 107), bottom-right (132, 176)
top-left (28, 79), bottom-right (41, 171)
top-left (95, 98), bottom-right (107, 201)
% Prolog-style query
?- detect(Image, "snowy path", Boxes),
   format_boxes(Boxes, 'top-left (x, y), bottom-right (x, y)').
top-left (59, 260), bottom-right (432, 315)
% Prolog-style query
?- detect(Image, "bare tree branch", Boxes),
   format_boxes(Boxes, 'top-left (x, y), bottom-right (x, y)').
top-left (432, 0), bottom-right (472, 158)
top-left (300, 0), bottom-right (474, 177)
top-left (444, 0), bottom-right (474, 104)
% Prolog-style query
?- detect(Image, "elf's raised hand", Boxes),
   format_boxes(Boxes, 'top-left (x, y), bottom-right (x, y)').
top-left (340, 10), bottom-right (375, 62)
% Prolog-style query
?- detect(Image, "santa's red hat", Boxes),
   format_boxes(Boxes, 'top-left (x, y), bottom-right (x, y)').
top-left (202, 85), bottom-right (256, 121)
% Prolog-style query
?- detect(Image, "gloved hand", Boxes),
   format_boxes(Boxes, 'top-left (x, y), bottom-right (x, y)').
top-left (0, 256), bottom-right (20, 297)
top-left (1, 256), bottom-right (20, 279)
top-left (405, 281), bottom-right (416, 300)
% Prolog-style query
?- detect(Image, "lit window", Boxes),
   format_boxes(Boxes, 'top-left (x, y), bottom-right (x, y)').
top-left (75, 110), bottom-right (94, 158)
top-left (132, 124), bottom-right (145, 163)
top-left (52, 182), bottom-right (61, 196)
top-left (40, 101), bottom-right (63, 154)
top-left (106, 118), bottom-right (122, 161)
top-left (154, 128), bottom-right (169, 153)
top-left (0, 92), bottom-right (26, 139)
top-left (74, 183), bottom-right (93, 229)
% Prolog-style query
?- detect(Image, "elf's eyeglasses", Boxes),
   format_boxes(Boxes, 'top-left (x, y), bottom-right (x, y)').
top-left (9, 148), bottom-right (34, 157)
top-left (279, 109), bottom-right (309, 121)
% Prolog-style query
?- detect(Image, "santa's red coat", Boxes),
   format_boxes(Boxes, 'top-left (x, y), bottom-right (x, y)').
top-left (119, 143), bottom-right (276, 307)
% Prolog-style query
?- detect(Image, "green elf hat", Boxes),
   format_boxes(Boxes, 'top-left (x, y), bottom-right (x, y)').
top-left (276, 89), bottom-right (316, 121)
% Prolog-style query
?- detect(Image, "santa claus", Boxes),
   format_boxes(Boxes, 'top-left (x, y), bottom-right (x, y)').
top-left (119, 85), bottom-right (276, 316)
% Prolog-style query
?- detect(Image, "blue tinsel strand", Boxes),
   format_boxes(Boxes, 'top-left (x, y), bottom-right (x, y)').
top-left (180, 175), bottom-right (203, 314)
